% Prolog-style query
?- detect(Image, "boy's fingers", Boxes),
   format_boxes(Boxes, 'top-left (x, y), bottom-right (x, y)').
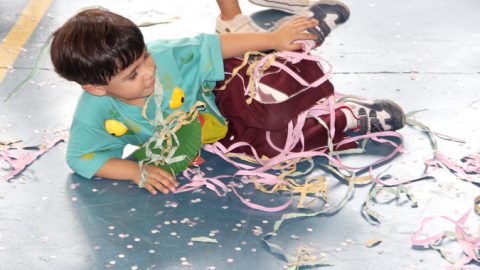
top-left (144, 182), bottom-right (158, 195)
top-left (157, 170), bottom-right (178, 190)
top-left (148, 176), bottom-right (171, 194)
top-left (298, 32), bottom-right (316, 40)
top-left (290, 43), bottom-right (304, 51)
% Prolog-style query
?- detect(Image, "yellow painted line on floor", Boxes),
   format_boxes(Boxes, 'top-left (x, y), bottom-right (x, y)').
top-left (0, 0), bottom-right (53, 82)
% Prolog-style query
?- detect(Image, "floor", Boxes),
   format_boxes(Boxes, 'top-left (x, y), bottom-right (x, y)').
top-left (1, 0), bottom-right (479, 269)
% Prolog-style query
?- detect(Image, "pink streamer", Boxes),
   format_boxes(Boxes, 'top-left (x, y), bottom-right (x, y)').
top-left (1, 131), bottom-right (68, 181)
top-left (411, 210), bottom-right (480, 269)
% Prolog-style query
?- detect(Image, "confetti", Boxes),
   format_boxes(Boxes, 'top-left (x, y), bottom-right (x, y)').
top-left (165, 201), bottom-right (178, 208)
top-left (252, 226), bottom-right (263, 236)
top-left (365, 239), bottom-right (382, 248)
top-left (190, 237), bottom-right (218, 244)
top-left (190, 198), bottom-right (202, 203)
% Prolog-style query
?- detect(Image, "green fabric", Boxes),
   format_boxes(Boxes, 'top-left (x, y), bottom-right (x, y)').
top-left (133, 118), bottom-right (202, 175)
top-left (66, 34), bottom-right (225, 179)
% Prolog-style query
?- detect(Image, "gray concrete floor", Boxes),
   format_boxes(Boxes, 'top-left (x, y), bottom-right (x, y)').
top-left (1, 0), bottom-right (479, 269)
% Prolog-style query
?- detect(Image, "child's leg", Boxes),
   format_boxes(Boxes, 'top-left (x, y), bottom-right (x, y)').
top-left (249, 0), bottom-right (317, 14)
top-left (216, 0), bottom-right (264, 33)
top-left (218, 107), bottom-right (356, 157)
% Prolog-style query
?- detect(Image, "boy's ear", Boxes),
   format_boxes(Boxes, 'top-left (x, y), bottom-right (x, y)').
top-left (81, 84), bottom-right (107, 96)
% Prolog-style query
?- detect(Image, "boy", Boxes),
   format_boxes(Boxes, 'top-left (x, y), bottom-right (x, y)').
top-left (51, 5), bottom-right (405, 196)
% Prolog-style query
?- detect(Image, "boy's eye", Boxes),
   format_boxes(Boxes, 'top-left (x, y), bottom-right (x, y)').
top-left (128, 71), bottom-right (138, 80)
top-left (169, 86), bottom-right (185, 109)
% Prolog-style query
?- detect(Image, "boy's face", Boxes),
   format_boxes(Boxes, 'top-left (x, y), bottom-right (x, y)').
top-left (86, 49), bottom-right (156, 106)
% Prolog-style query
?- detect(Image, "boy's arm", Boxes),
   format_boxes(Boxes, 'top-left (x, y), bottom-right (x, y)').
top-left (219, 16), bottom-right (318, 59)
top-left (95, 158), bottom-right (178, 195)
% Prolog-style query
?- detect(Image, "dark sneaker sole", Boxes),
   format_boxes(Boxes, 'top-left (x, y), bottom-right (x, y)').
top-left (310, 0), bottom-right (350, 24)
top-left (307, 0), bottom-right (351, 46)
top-left (374, 99), bottom-right (406, 131)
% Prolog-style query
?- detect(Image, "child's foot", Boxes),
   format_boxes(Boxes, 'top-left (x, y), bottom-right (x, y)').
top-left (304, 0), bottom-right (350, 46)
top-left (216, 14), bottom-right (264, 33)
top-left (249, 0), bottom-right (317, 14)
top-left (343, 99), bottom-right (406, 134)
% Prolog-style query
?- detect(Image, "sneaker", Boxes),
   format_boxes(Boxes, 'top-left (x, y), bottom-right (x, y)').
top-left (344, 99), bottom-right (406, 134)
top-left (304, 0), bottom-right (350, 46)
top-left (249, 0), bottom-right (317, 14)
top-left (216, 14), bottom-right (264, 33)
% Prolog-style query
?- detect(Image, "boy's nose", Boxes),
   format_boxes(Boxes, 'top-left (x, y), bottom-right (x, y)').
top-left (144, 58), bottom-right (155, 78)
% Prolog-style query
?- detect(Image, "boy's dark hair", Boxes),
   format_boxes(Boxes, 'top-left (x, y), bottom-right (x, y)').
top-left (50, 8), bottom-right (145, 85)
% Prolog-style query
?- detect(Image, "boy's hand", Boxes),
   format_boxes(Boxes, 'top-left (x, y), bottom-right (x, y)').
top-left (135, 165), bottom-right (178, 195)
top-left (271, 15), bottom-right (318, 51)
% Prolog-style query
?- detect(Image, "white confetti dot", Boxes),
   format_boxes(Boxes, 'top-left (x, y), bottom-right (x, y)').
top-left (108, 226), bottom-right (115, 230)
top-left (109, 261), bottom-right (116, 265)
top-left (71, 197), bottom-right (78, 201)
top-left (118, 254), bottom-right (125, 258)
top-left (336, 248), bottom-right (342, 252)
top-left (235, 223), bottom-right (242, 227)
top-left (234, 247), bottom-right (241, 251)
top-left (187, 242), bottom-right (194, 246)
top-left (92, 189), bottom-right (98, 192)
top-left (262, 220), bottom-right (269, 224)
top-left (126, 245), bottom-right (133, 249)
top-left (149, 249), bottom-right (156, 254)
top-left (180, 257), bottom-right (187, 261)
top-left (306, 228), bottom-right (313, 232)
top-left (151, 230), bottom-right (160, 234)
top-left (221, 206), bottom-right (229, 209)
top-left (134, 238), bottom-right (141, 242)
top-left (251, 248), bottom-right (257, 252)
top-left (131, 265), bottom-right (138, 270)
top-left (171, 220), bottom-right (178, 224)
top-left (170, 232), bottom-right (177, 236)
top-left (227, 258), bottom-right (234, 263)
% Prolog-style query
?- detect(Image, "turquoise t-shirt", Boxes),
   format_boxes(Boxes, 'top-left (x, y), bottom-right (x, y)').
top-left (67, 34), bottom-right (225, 179)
